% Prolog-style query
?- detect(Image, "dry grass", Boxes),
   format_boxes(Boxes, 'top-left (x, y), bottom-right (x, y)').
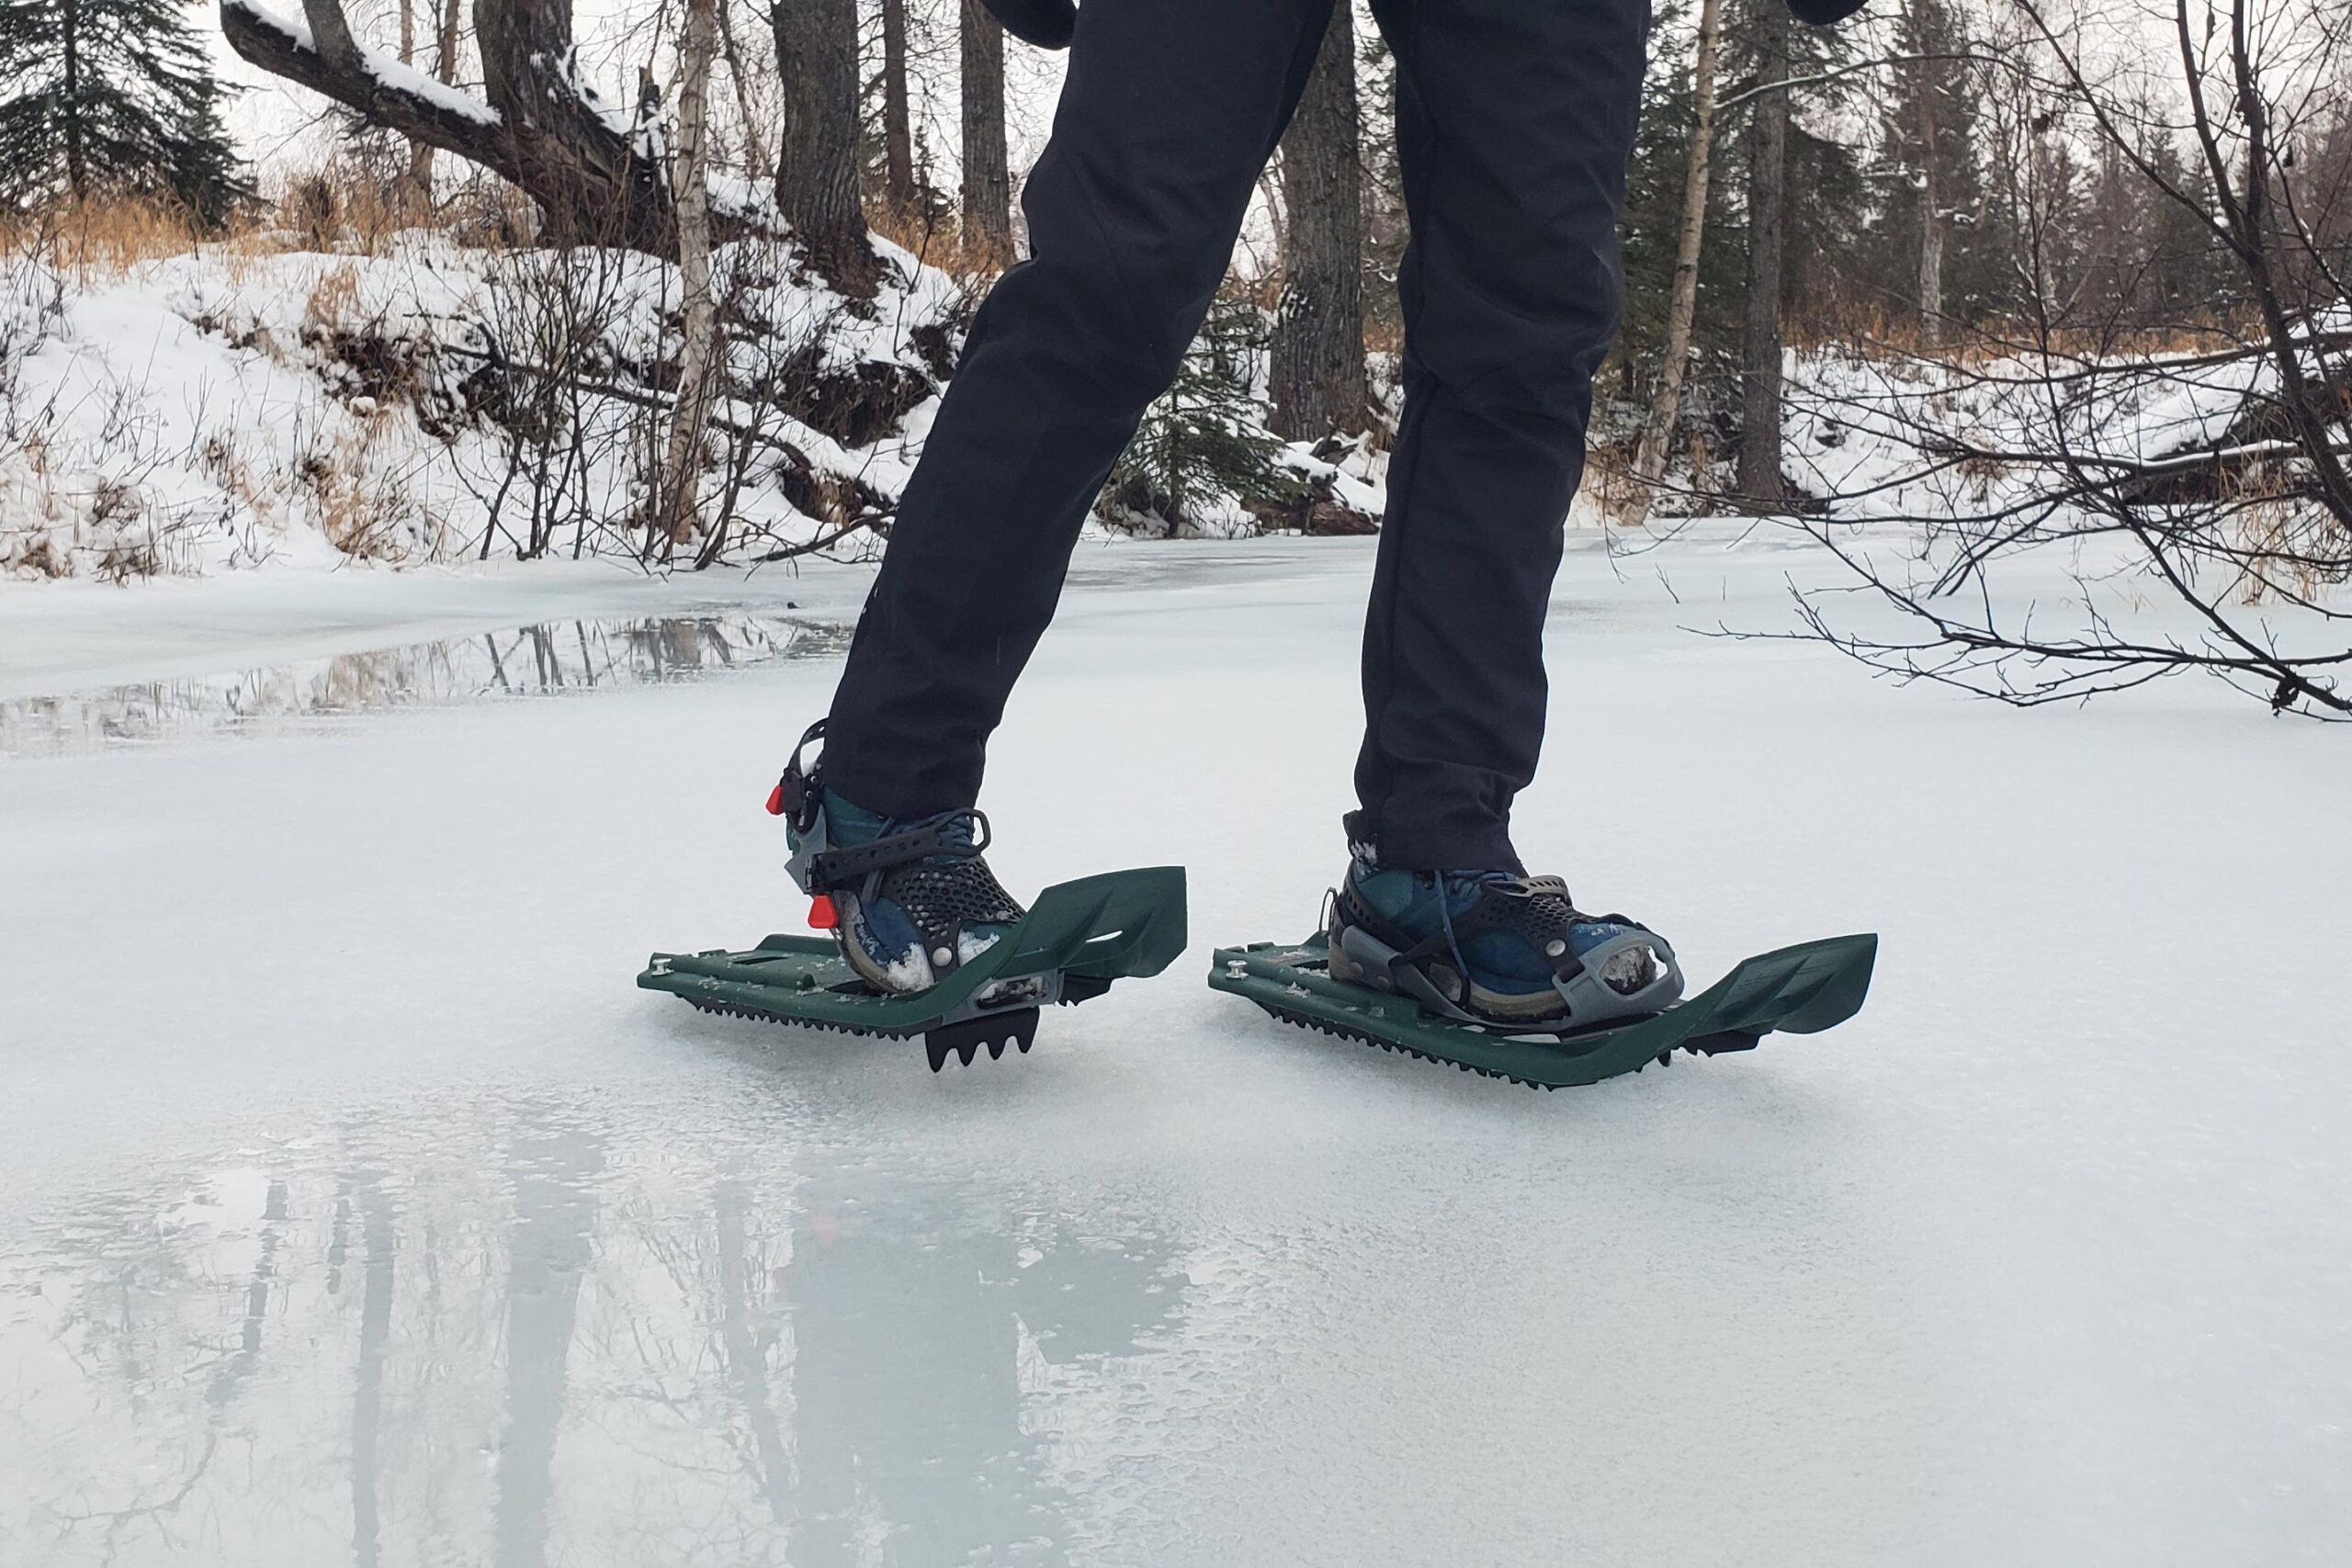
top-left (302, 264), bottom-right (364, 333)
top-left (1794, 305), bottom-right (2260, 367)
top-left (0, 164), bottom-right (481, 285)
top-left (0, 199), bottom-right (222, 279)
top-left (297, 415), bottom-right (431, 561)
top-left (278, 162), bottom-right (437, 255)
top-left (864, 203), bottom-right (1022, 282)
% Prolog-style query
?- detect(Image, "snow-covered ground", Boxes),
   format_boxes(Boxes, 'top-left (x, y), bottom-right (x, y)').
top-left (3, 532), bottom-right (2347, 1565)
top-left (1, 236), bottom-right (1387, 581)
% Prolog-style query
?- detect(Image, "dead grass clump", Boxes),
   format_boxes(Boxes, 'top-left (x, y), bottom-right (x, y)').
top-left (863, 206), bottom-right (1018, 283)
top-left (302, 263), bottom-right (364, 333)
top-left (0, 199), bottom-right (211, 279)
top-left (277, 161), bottom-right (425, 255)
top-left (298, 419), bottom-right (431, 561)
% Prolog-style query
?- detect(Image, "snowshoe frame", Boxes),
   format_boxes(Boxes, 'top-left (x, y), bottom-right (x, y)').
top-left (1210, 930), bottom-right (1877, 1089)
top-left (642, 866), bottom-right (1187, 1070)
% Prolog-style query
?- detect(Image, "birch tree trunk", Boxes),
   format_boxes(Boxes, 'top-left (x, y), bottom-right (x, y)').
top-left (1268, 1), bottom-right (1367, 442)
top-left (656, 0), bottom-right (720, 547)
top-left (959, 0), bottom-right (1012, 265)
top-left (1632, 0), bottom-right (1723, 495)
top-left (1736, 0), bottom-right (1791, 508)
top-left (1913, 4), bottom-right (1944, 345)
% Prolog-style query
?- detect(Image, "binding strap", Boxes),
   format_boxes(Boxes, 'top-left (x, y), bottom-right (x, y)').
top-left (802, 810), bottom-right (992, 896)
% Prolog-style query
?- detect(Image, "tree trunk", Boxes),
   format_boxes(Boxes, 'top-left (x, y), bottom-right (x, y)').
top-left (774, 0), bottom-right (881, 296)
top-left (1633, 0), bottom-right (1723, 494)
top-left (1268, 2), bottom-right (1366, 442)
top-left (223, 0), bottom-right (686, 254)
top-left (880, 0), bottom-right (915, 217)
top-left (959, 0), bottom-right (1012, 266)
top-left (716, 0), bottom-right (774, 183)
top-left (656, 0), bottom-right (720, 548)
top-left (394, 0), bottom-right (421, 206)
top-left (61, 0), bottom-right (85, 199)
top-left (1736, 0), bottom-right (1790, 509)
top-left (1913, 0), bottom-right (1943, 345)
top-left (405, 0), bottom-right (462, 200)
top-left (471, 0), bottom-right (672, 248)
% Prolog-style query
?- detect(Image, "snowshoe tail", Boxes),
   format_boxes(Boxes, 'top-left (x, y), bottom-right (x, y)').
top-left (641, 866), bottom-right (1186, 1069)
top-left (1208, 931), bottom-right (1877, 1090)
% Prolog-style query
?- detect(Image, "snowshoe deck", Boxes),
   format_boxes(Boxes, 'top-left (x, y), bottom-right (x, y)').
top-left (642, 867), bottom-right (1186, 1070)
top-left (1208, 931), bottom-right (1877, 1089)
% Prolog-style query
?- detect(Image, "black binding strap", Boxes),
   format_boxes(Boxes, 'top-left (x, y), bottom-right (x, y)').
top-left (803, 810), bottom-right (992, 895)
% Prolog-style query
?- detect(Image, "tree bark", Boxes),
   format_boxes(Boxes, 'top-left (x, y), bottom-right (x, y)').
top-left (471, 0), bottom-right (672, 248)
top-left (959, 0), bottom-right (1012, 266)
top-left (716, 0), bottom-right (774, 182)
top-left (62, 0), bottom-right (85, 199)
top-left (656, 0), bottom-right (720, 547)
top-left (774, 0), bottom-right (881, 296)
top-left (1736, 0), bottom-right (1790, 508)
top-left (394, 0), bottom-right (421, 206)
top-left (1634, 0), bottom-right (1723, 492)
top-left (880, 0), bottom-right (915, 216)
top-left (1268, 2), bottom-right (1366, 442)
top-left (222, 0), bottom-right (686, 254)
top-left (1913, 0), bottom-right (1943, 345)
top-left (405, 0), bottom-right (463, 200)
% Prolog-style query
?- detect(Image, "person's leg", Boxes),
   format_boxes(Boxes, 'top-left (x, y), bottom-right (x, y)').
top-left (822, 0), bottom-right (1336, 818)
top-left (1347, 0), bottom-right (1651, 873)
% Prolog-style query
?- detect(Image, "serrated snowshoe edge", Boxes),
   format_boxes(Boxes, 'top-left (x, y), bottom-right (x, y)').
top-left (1213, 931), bottom-right (1876, 1090)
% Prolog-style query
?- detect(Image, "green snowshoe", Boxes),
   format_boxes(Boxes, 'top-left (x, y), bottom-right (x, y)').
top-left (642, 866), bottom-right (1187, 1070)
top-left (1208, 929), bottom-right (1877, 1090)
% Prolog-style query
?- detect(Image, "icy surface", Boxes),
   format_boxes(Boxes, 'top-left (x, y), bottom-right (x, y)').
top-left (3, 536), bottom-right (2347, 1565)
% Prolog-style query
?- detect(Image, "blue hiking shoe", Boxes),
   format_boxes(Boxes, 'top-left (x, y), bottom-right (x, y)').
top-left (1327, 851), bottom-right (1684, 1030)
top-left (771, 724), bottom-right (1026, 996)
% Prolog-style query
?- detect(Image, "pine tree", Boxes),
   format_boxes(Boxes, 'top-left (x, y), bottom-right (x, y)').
top-left (0, 0), bottom-right (251, 225)
top-left (1869, 0), bottom-right (1989, 338)
top-left (1102, 298), bottom-right (1306, 535)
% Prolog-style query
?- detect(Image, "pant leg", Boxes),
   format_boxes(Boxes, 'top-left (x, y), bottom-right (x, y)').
top-left (1346, 0), bottom-right (1651, 872)
top-left (822, 0), bottom-right (1336, 818)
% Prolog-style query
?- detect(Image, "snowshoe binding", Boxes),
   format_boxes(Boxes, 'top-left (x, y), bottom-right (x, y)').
top-left (1327, 854), bottom-right (1687, 1032)
top-left (1211, 854), bottom-right (1875, 1089)
top-left (640, 721), bottom-right (1187, 1070)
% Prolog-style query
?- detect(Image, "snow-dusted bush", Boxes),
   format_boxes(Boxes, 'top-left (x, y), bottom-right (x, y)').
top-left (0, 213), bottom-right (977, 579)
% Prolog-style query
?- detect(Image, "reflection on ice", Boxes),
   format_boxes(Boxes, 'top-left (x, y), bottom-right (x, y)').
top-left (0, 1102), bottom-right (1186, 1567)
top-left (0, 612), bottom-right (849, 758)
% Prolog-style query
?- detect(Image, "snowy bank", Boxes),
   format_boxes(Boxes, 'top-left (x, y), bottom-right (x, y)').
top-left (0, 230), bottom-right (1385, 583)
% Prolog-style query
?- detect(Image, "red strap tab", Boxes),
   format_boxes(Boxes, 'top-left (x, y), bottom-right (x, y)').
top-left (764, 780), bottom-right (786, 817)
top-left (808, 895), bottom-right (838, 930)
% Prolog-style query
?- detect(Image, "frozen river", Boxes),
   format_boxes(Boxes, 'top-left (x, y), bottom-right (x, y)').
top-left (3, 536), bottom-right (2347, 1564)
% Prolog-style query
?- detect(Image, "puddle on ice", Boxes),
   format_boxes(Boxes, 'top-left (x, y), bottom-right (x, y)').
top-left (0, 1100), bottom-right (1207, 1567)
top-left (0, 612), bottom-right (851, 759)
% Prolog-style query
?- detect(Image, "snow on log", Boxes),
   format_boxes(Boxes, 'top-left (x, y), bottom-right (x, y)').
top-left (220, 0), bottom-right (776, 258)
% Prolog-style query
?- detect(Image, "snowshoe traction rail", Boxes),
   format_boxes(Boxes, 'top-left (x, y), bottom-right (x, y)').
top-left (1209, 931), bottom-right (1878, 1089)
top-left (640, 866), bottom-right (1187, 1070)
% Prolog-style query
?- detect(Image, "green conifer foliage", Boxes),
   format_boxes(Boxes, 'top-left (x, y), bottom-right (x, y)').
top-left (0, 0), bottom-right (251, 225)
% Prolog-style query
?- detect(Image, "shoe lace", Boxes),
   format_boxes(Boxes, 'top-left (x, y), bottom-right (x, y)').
top-left (1433, 869), bottom-right (1517, 994)
top-left (890, 807), bottom-right (983, 856)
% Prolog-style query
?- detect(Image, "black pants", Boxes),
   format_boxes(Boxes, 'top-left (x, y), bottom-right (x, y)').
top-left (823, 0), bottom-right (1649, 872)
